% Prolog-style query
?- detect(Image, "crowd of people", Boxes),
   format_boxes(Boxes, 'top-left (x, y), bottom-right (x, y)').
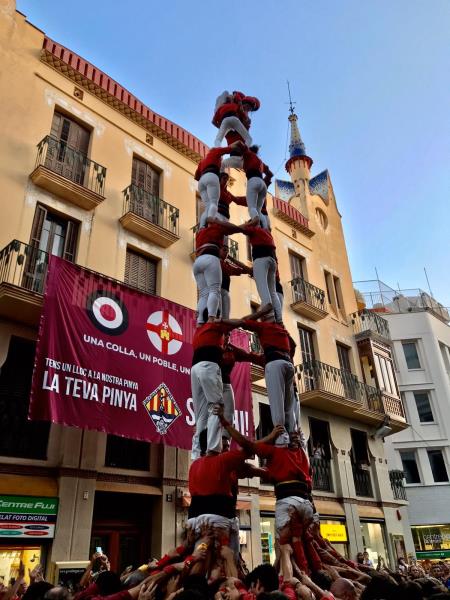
top-left (2, 550), bottom-right (450, 600)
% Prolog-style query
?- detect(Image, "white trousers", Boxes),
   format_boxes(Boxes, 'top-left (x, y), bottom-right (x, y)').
top-left (198, 172), bottom-right (220, 227)
top-left (277, 291), bottom-right (284, 313)
top-left (221, 156), bottom-right (244, 170)
top-left (246, 177), bottom-right (267, 222)
top-left (260, 212), bottom-right (271, 230)
top-left (191, 361), bottom-right (223, 459)
top-left (253, 256), bottom-right (282, 322)
top-left (214, 116), bottom-right (252, 147)
top-left (265, 359), bottom-right (294, 446)
top-left (188, 514), bottom-right (238, 551)
top-left (275, 497), bottom-right (314, 533)
top-left (222, 383), bottom-right (235, 439)
top-left (220, 288), bottom-right (231, 319)
top-left (193, 254), bottom-right (221, 324)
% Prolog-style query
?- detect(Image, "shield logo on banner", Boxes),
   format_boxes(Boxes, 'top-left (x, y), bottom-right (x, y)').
top-left (86, 290), bottom-right (129, 336)
top-left (143, 383), bottom-right (181, 434)
top-left (145, 310), bottom-right (183, 355)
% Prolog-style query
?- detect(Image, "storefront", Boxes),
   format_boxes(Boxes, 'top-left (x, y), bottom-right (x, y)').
top-left (360, 519), bottom-right (389, 567)
top-left (320, 518), bottom-right (349, 558)
top-left (412, 524), bottom-right (450, 562)
top-left (0, 495), bottom-right (58, 584)
top-left (260, 512), bottom-right (276, 564)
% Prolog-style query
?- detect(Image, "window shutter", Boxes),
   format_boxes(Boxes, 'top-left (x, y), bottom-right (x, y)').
top-left (289, 253), bottom-right (305, 279)
top-left (63, 220), bottom-right (79, 263)
top-left (132, 157), bottom-right (160, 197)
top-left (125, 249), bottom-right (157, 294)
top-left (29, 205), bottom-right (47, 249)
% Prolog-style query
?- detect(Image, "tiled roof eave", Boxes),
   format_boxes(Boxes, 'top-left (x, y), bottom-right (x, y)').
top-left (40, 39), bottom-right (208, 163)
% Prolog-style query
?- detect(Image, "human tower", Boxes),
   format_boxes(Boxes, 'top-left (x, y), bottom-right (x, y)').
top-left (188, 91), bottom-right (323, 575)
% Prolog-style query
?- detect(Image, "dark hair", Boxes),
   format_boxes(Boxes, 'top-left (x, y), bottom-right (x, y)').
top-left (360, 573), bottom-right (399, 600)
top-left (23, 582), bottom-right (53, 600)
top-left (311, 570), bottom-right (332, 591)
top-left (246, 563), bottom-right (278, 593)
top-left (96, 572), bottom-right (122, 596)
top-left (397, 581), bottom-right (423, 600)
top-left (44, 587), bottom-right (71, 600)
top-left (249, 145), bottom-right (260, 154)
top-left (123, 571), bottom-right (146, 588)
top-left (183, 575), bottom-right (209, 596)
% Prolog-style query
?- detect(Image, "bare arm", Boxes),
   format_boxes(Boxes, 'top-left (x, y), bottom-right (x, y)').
top-left (258, 425), bottom-right (285, 445)
top-left (205, 217), bottom-right (244, 234)
top-left (214, 404), bottom-right (256, 453)
top-left (241, 303), bottom-right (273, 321)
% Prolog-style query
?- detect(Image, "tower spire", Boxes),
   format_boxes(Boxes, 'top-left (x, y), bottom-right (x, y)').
top-left (284, 83), bottom-right (313, 174)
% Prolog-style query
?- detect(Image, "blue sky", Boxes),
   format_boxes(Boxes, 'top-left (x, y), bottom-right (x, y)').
top-left (18, 0), bottom-right (450, 305)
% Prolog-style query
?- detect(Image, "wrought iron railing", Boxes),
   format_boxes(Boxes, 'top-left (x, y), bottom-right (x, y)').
top-left (191, 224), bottom-right (239, 260)
top-left (123, 184), bottom-right (179, 236)
top-left (389, 470), bottom-right (407, 500)
top-left (295, 359), bottom-right (403, 420)
top-left (290, 277), bottom-right (327, 312)
top-left (0, 240), bottom-right (49, 294)
top-left (352, 464), bottom-right (374, 497)
top-left (349, 309), bottom-right (390, 339)
top-left (310, 456), bottom-right (333, 492)
top-left (382, 393), bottom-right (406, 420)
top-left (35, 135), bottom-right (106, 196)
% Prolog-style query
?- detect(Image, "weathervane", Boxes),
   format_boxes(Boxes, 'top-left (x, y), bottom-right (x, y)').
top-left (287, 80), bottom-right (296, 115)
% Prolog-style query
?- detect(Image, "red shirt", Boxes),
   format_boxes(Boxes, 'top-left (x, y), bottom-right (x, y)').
top-left (225, 130), bottom-right (244, 145)
top-left (195, 223), bottom-right (225, 251)
top-left (189, 450), bottom-right (247, 496)
top-left (192, 322), bottom-right (233, 351)
top-left (212, 102), bottom-right (240, 126)
top-left (245, 226), bottom-right (275, 248)
top-left (220, 187), bottom-right (247, 208)
top-left (255, 443), bottom-right (312, 486)
top-left (243, 149), bottom-right (268, 175)
top-left (243, 320), bottom-right (290, 353)
top-left (195, 146), bottom-right (232, 180)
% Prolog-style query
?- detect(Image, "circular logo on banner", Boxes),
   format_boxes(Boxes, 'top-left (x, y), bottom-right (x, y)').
top-left (87, 291), bottom-right (129, 336)
top-left (146, 310), bottom-right (183, 355)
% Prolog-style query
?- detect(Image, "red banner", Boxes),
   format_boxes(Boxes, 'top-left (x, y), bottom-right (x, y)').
top-left (29, 257), bottom-right (254, 449)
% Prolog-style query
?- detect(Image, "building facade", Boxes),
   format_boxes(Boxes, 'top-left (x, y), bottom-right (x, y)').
top-left (0, 2), bottom-right (412, 583)
top-left (361, 282), bottom-right (450, 562)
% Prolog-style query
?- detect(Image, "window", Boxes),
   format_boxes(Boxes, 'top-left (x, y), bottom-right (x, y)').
top-left (132, 156), bottom-right (160, 197)
top-left (105, 435), bottom-right (150, 470)
top-left (308, 418), bottom-right (332, 460)
top-left (439, 342), bottom-right (450, 373)
top-left (402, 342), bottom-right (421, 369)
top-left (333, 276), bottom-right (344, 311)
top-left (48, 111), bottom-right (90, 185)
top-left (289, 253), bottom-right (306, 280)
top-left (299, 326), bottom-right (315, 390)
top-left (256, 403), bottom-right (273, 440)
top-left (0, 337), bottom-right (50, 459)
top-left (400, 450), bottom-right (421, 484)
top-left (427, 450), bottom-right (449, 483)
top-left (350, 429), bottom-right (370, 466)
top-left (125, 249), bottom-right (157, 294)
top-left (337, 342), bottom-right (351, 372)
top-left (30, 205), bottom-right (79, 261)
top-left (324, 270), bottom-right (334, 305)
top-left (374, 353), bottom-right (398, 396)
top-left (414, 392), bottom-right (434, 423)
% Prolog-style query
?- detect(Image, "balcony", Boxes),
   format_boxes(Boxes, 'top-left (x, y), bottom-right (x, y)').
top-left (289, 278), bottom-right (328, 321)
top-left (310, 457), bottom-right (333, 492)
top-left (272, 197), bottom-right (314, 237)
top-left (0, 240), bottom-right (47, 326)
top-left (120, 184), bottom-right (180, 247)
top-left (349, 309), bottom-right (390, 343)
top-left (352, 464), bottom-right (374, 498)
top-left (30, 136), bottom-right (106, 210)
top-left (389, 470), bottom-right (407, 501)
top-left (295, 360), bottom-right (407, 431)
top-left (190, 225), bottom-right (239, 262)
